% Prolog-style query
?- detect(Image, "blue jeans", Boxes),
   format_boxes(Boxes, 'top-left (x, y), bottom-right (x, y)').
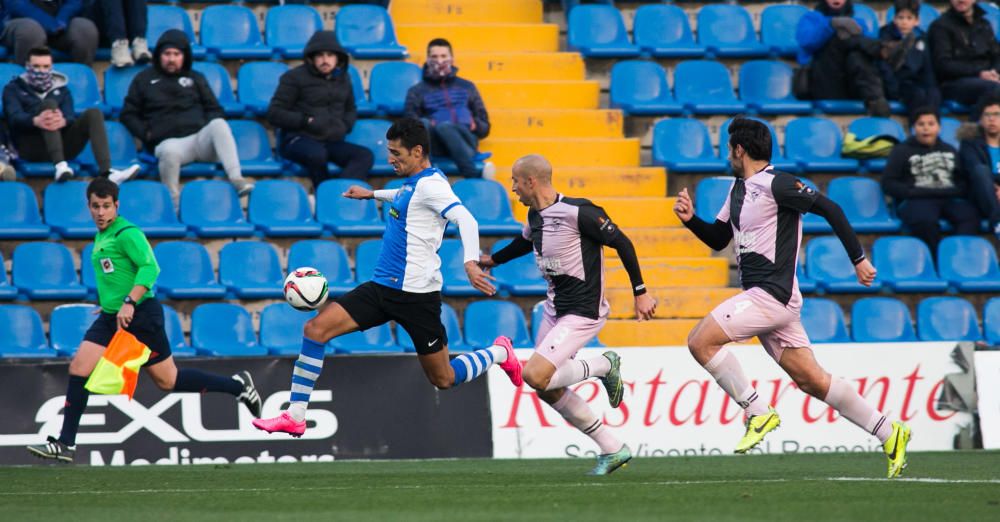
top-left (430, 122), bottom-right (479, 178)
top-left (281, 134), bottom-right (374, 188)
top-left (941, 77), bottom-right (1000, 115)
top-left (967, 163), bottom-right (1000, 227)
top-left (98, 0), bottom-right (148, 42)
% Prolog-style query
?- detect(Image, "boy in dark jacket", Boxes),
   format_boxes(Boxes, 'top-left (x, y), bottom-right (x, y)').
top-left (120, 29), bottom-right (252, 205)
top-left (0, 0), bottom-right (97, 65)
top-left (878, 0), bottom-right (941, 114)
top-left (928, 0), bottom-right (1000, 110)
top-left (958, 94), bottom-right (1000, 238)
top-left (404, 38), bottom-right (493, 178)
top-left (267, 30), bottom-right (373, 188)
top-left (883, 107), bottom-right (981, 253)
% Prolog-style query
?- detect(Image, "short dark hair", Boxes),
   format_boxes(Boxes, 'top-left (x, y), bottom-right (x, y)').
top-left (728, 118), bottom-right (772, 162)
top-left (27, 47), bottom-right (52, 60)
top-left (386, 117), bottom-right (431, 157)
top-left (87, 177), bottom-right (119, 202)
top-left (977, 93), bottom-right (1000, 115)
top-left (426, 38), bottom-right (452, 55)
top-left (910, 106), bottom-right (940, 123)
top-left (893, 0), bottom-right (921, 16)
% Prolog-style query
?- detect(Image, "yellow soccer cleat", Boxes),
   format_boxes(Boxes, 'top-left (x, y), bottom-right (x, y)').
top-left (734, 407), bottom-right (780, 454)
top-left (883, 421), bottom-right (911, 479)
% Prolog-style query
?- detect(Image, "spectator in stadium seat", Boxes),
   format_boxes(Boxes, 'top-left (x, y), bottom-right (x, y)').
top-left (2, 46), bottom-right (138, 184)
top-left (119, 29), bottom-right (253, 206)
top-left (958, 94), bottom-right (1000, 239)
top-left (0, 0), bottom-right (98, 65)
top-left (404, 38), bottom-right (494, 178)
top-left (796, 0), bottom-right (894, 116)
top-left (92, 0), bottom-right (151, 67)
top-left (928, 0), bottom-right (1000, 113)
top-left (267, 30), bottom-right (373, 189)
top-left (877, 0), bottom-right (941, 115)
top-left (883, 106), bottom-right (981, 253)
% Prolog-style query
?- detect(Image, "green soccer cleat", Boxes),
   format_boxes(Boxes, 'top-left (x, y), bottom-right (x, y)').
top-left (883, 421), bottom-right (911, 479)
top-left (734, 407), bottom-right (781, 454)
top-left (599, 351), bottom-right (623, 408)
top-left (587, 444), bottom-right (632, 476)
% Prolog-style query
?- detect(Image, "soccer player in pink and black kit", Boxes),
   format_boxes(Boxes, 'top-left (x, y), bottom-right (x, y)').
top-left (481, 155), bottom-right (657, 475)
top-left (673, 118), bottom-right (911, 478)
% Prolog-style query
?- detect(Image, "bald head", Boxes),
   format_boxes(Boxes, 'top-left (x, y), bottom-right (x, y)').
top-left (512, 154), bottom-right (552, 184)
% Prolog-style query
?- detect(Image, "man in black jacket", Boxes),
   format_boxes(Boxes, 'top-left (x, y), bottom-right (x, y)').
top-left (928, 0), bottom-right (1000, 111)
top-left (882, 107), bottom-right (981, 253)
top-left (119, 29), bottom-right (252, 205)
top-left (268, 31), bottom-right (373, 189)
top-left (958, 94), bottom-right (1000, 239)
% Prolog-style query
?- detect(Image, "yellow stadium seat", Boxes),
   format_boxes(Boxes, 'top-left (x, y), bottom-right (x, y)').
top-left (485, 138), bottom-right (639, 167)
top-left (605, 287), bottom-right (740, 319)
top-left (488, 110), bottom-right (623, 139)
top-left (616, 228), bottom-right (710, 258)
top-left (475, 80), bottom-right (599, 110)
top-left (512, 196), bottom-right (676, 227)
top-left (600, 319), bottom-right (699, 347)
top-left (391, 0), bottom-right (542, 24)
top-left (493, 166), bottom-right (663, 197)
top-left (605, 257), bottom-right (729, 288)
top-left (408, 53), bottom-right (585, 82)
top-left (395, 24), bottom-right (558, 53)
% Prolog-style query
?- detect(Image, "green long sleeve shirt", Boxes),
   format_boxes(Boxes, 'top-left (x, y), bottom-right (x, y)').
top-left (92, 217), bottom-right (159, 313)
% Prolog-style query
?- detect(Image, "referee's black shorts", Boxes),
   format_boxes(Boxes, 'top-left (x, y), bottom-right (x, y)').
top-left (83, 297), bottom-right (172, 365)
top-left (336, 281), bottom-right (448, 355)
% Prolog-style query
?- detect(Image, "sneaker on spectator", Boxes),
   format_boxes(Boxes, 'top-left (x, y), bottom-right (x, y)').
top-left (993, 222), bottom-right (1000, 242)
top-left (54, 161), bottom-right (74, 182)
top-left (108, 164), bottom-right (141, 185)
top-left (132, 37), bottom-right (152, 64)
top-left (865, 98), bottom-right (891, 118)
top-left (481, 161), bottom-right (496, 181)
top-left (111, 39), bottom-right (134, 68)
top-left (0, 162), bottom-right (14, 182)
top-left (232, 178), bottom-right (255, 197)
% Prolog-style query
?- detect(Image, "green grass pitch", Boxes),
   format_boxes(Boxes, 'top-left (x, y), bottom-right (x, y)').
top-left (3, 452), bottom-right (999, 521)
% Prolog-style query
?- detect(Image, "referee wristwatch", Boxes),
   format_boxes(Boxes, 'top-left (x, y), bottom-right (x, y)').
top-left (123, 295), bottom-right (136, 306)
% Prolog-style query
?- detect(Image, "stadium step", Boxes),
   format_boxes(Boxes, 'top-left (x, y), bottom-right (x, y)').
top-left (605, 287), bottom-right (741, 319)
top-left (485, 138), bottom-right (639, 167)
top-left (407, 52), bottom-right (584, 82)
top-left (395, 24), bottom-right (559, 53)
top-left (605, 257), bottom-right (729, 289)
top-left (489, 110), bottom-right (623, 139)
top-left (617, 228), bottom-right (710, 258)
top-left (390, 0), bottom-right (542, 24)
top-left (600, 319), bottom-right (700, 347)
top-left (513, 197), bottom-right (680, 228)
top-left (493, 166), bottom-right (664, 197)
top-left (476, 81), bottom-right (599, 110)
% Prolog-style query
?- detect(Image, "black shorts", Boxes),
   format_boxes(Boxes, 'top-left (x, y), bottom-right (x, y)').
top-left (337, 281), bottom-right (447, 355)
top-left (83, 297), bottom-right (172, 365)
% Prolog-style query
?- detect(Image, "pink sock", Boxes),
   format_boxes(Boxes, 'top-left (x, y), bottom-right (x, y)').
top-left (545, 356), bottom-right (612, 391)
top-left (552, 389), bottom-right (622, 454)
top-left (703, 348), bottom-right (769, 416)
top-left (824, 377), bottom-right (893, 443)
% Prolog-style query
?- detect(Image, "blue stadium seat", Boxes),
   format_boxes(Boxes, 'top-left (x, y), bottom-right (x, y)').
top-left (718, 117), bottom-right (799, 172)
top-left (248, 180), bottom-right (322, 237)
top-left (0, 182), bottom-right (50, 238)
top-left (49, 304), bottom-right (97, 356)
top-left (59, 63), bottom-right (109, 116)
top-left (80, 243), bottom-right (96, 298)
top-left (238, 62), bottom-right (289, 116)
top-left (673, 60), bottom-right (747, 114)
top-left (192, 62), bottom-right (245, 117)
top-left (260, 303), bottom-right (317, 355)
top-left (179, 180), bottom-right (255, 237)
top-left (153, 241), bottom-right (227, 299)
top-left (0, 63), bottom-right (24, 113)
top-left (739, 60), bottom-right (813, 115)
top-left (940, 117), bottom-right (961, 149)
top-left (349, 65), bottom-right (376, 117)
top-left (368, 61), bottom-right (422, 116)
top-left (439, 239), bottom-right (478, 296)
top-left (146, 5), bottom-right (206, 59)
top-left (287, 240), bottom-right (356, 296)
top-left (335, 5), bottom-right (408, 59)
top-left (887, 3), bottom-right (939, 32)
top-left (227, 120), bottom-right (281, 176)
top-left (982, 1), bottom-right (1000, 36)
top-left (985, 298), bottom-right (1000, 345)
top-left (452, 179), bottom-right (523, 235)
top-left (43, 181), bottom-right (95, 239)
top-left (797, 177), bottom-right (832, 234)
top-left (0, 251), bottom-right (16, 300)
top-left (609, 60), bottom-right (683, 115)
top-left (200, 5), bottom-right (273, 60)
top-left (354, 239), bottom-right (381, 283)
top-left (490, 239), bottom-right (546, 296)
top-left (464, 300), bottom-right (532, 349)
top-left (345, 119), bottom-right (394, 175)
top-left (938, 236), bottom-right (1000, 292)
top-left (785, 117), bottom-right (860, 172)
top-left (918, 297), bottom-right (982, 341)
top-left (651, 118), bottom-right (727, 172)
top-left (567, 5), bottom-right (640, 57)
top-left (801, 298), bottom-right (850, 343)
top-left (847, 117), bottom-right (907, 172)
top-left (697, 4), bottom-right (769, 58)
top-left (191, 303), bottom-right (266, 356)
top-left (103, 65), bottom-right (145, 115)
top-left (316, 179), bottom-right (384, 236)
top-left (12, 242), bottom-right (87, 300)
top-left (330, 324), bottom-right (400, 354)
top-left (872, 236), bottom-right (948, 292)
top-left (219, 241), bottom-right (284, 299)
top-left (162, 304), bottom-right (196, 357)
top-left (118, 181), bottom-right (187, 238)
top-left (0, 305), bottom-right (52, 357)
top-left (827, 177), bottom-right (900, 233)
top-left (694, 176), bottom-right (733, 222)
top-left (632, 4), bottom-right (704, 58)
top-left (397, 302), bottom-right (471, 353)
top-left (853, 3), bottom-right (881, 37)
top-left (805, 236), bottom-right (882, 293)
top-left (797, 261), bottom-right (817, 293)
top-left (761, 5), bottom-right (809, 57)
top-left (851, 297), bottom-right (917, 343)
top-left (77, 121), bottom-right (143, 173)
top-left (266, 5), bottom-right (323, 59)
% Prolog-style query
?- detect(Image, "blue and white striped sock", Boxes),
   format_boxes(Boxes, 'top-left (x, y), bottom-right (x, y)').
top-left (449, 346), bottom-right (506, 387)
top-left (287, 337), bottom-right (326, 422)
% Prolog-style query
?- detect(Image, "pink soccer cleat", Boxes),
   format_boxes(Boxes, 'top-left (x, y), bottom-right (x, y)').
top-left (494, 335), bottom-right (523, 387)
top-left (252, 412), bottom-right (306, 438)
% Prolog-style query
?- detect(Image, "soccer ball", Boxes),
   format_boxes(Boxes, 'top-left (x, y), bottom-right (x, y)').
top-left (283, 267), bottom-right (329, 311)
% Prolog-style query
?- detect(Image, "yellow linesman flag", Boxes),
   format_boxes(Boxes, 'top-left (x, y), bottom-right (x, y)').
top-left (85, 329), bottom-right (152, 399)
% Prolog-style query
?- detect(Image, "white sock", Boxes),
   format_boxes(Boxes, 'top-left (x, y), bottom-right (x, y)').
top-left (545, 356), bottom-right (612, 391)
top-left (489, 345), bottom-right (508, 364)
top-left (824, 377), bottom-right (893, 443)
top-left (552, 390), bottom-right (622, 454)
top-left (703, 348), bottom-right (769, 416)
